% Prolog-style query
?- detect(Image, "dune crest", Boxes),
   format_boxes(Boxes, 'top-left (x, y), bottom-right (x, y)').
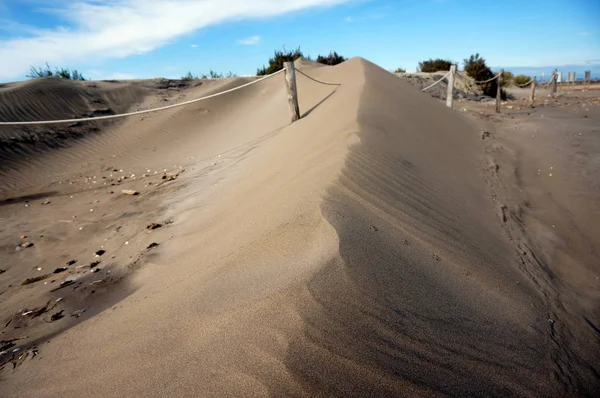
top-left (1, 58), bottom-right (598, 396)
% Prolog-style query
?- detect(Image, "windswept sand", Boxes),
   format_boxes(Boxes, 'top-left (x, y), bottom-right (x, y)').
top-left (1, 58), bottom-right (598, 397)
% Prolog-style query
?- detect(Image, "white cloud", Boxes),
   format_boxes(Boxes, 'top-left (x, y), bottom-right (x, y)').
top-left (0, 0), bottom-right (352, 80)
top-left (344, 16), bottom-right (353, 22)
top-left (237, 35), bottom-right (260, 45)
top-left (190, 44), bottom-right (198, 48)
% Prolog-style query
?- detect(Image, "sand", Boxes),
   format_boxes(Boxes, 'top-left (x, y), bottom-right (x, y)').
top-left (0, 58), bottom-right (598, 397)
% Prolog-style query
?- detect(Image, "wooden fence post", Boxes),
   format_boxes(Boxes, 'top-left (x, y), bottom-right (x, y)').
top-left (529, 76), bottom-right (536, 108)
top-left (496, 69), bottom-right (503, 113)
top-left (284, 62), bottom-right (300, 123)
top-left (446, 65), bottom-right (456, 108)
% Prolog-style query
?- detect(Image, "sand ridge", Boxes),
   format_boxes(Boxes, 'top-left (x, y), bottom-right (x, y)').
top-left (1, 57), bottom-right (598, 396)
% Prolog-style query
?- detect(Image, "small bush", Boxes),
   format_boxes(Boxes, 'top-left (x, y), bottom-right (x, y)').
top-left (27, 63), bottom-right (86, 80)
top-left (208, 70), bottom-right (223, 79)
top-left (193, 70), bottom-right (236, 79)
top-left (257, 47), bottom-right (304, 76)
top-left (316, 51), bottom-right (346, 66)
top-left (502, 71), bottom-right (514, 87)
top-left (394, 67), bottom-right (406, 73)
top-left (513, 74), bottom-right (531, 85)
top-left (463, 53), bottom-right (505, 99)
top-left (181, 71), bottom-right (198, 81)
top-left (418, 59), bottom-right (453, 73)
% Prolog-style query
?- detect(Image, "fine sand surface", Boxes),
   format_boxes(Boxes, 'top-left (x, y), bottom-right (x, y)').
top-left (1, 58), bottom-right (598, 397)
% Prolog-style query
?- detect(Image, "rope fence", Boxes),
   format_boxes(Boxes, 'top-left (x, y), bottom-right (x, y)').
top-left (457, 71), bottom-right (502, 84)
top-left (421, 72), bottom-right (451, 92)
top-left (417, 64), bottom-right (567, 112)
top-left (511, 78), bottom-right (534, 88)
top-left (295, 68), bottom-right (341, 86)
top-left (1, 64), bottom-right (339, 126)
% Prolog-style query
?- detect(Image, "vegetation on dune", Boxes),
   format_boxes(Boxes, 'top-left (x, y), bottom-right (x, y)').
top-left (181, 71), bottom-right (198, 81)
top-left (316, 51), bottom-right (346, 66)
top-left (513, 74), bottom-right (532, 85)
top-left (463, 53), bottom-right (505, 99)
top-left (256, 47), bottom-right (347, 75)
top-left (27, 63), bottom-right (86, 80)
top-left (181, 70), bottom-right (237, 81)
top-left (257, 47), bottom-right (304, 76)
top-left (501, 70), bottom-right (514, 87)
top-left (418, 58), bottom-right (453, 73)
top-left (394, 67), bottom-right (406, 73)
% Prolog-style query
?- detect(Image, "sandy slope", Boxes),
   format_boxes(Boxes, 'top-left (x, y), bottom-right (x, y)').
top-left (1, 58), bottom-right (598, 397)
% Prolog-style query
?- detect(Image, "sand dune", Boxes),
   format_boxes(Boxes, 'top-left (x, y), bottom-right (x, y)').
top-left (1, 58), bottom-right (598, 396)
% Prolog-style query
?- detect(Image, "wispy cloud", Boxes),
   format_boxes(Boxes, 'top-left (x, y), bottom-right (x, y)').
top-left (0, 0), bottom-right (352, 80)
top-left (344, 16), bottom-right (353, 22)
top-left (579, 31), bottom-right (593, 37)
top-left (237, 35), bottom-right (260, 45)
top-left (190, 44), bottom-right (198, 48)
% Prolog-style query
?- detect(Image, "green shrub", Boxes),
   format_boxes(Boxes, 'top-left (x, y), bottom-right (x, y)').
top-left (27, 63), bottom-right (86, 80)
top-left (257, 47), bottom-right (304, 76)
top-left (394, 67), bottom-right (406, 73)
top-left (208, 70), bottom-right (223, 79)
top-left (316, 51), bottom-right (346, 66)
top-left (463, 53), bottom-right (505, 99)
top-left (513, 74), bottom-right (531, 85)
top-left (418, 59), bottom-right (453, 73)
top-left (181, 71), bottom-right (198, 81)
top-left (502, 71), bottom-right (514, 87)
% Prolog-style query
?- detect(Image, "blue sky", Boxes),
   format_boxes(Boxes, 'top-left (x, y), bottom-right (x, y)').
top-left (0, 0), bottom-right (598, 82)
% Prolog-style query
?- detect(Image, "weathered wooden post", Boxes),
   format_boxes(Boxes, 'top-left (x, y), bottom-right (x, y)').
top-left (529, 76), bottom-right (536, 108)
top-left (284, 62), bottom-right (300, 123)
top-left (446, 64), bottom-right (456, 108)
top-left (550, 70), bottom-right (557, 97)
top-left (495, 69), bottom-right (504, 113)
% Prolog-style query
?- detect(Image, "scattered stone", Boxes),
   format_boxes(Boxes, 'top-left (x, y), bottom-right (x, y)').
top-left (17, 242), bottom-right (34, 251)
top-left (95, 250), bottom-right (106, 257)
top-left (19, 235), bottom-right (27, 239)
top-left (146, 223), bottom-right (162, 230)
top-left (71, 309), bottom-right (85, 318)
top-left (369, 225), bottom-right (379, 232)
top-left (53, 267), bottom-right (68, 274)
top-left (50, 311), bottom-right (64, 322)
top-left (92, 268), bottom-right (101, 273)
top-left (21, 274), bottom-right (51, 286)
top-left (121, 189), bottom-right (139, 196)
top-left (147, 242), bottom-right (159, 249)
top-left (481, 131), bottom-right (491, 140)
top-left (108, 190), bottom-right (114, 194)
top-left (41, 200), bottom-right (51, 205)
top-left (0, 269), bottom-right (5, 274)
top-left (66, 260), bottom-right (77, 266)
top-left (50, 276), bottom-right (79, 292)
top-left (162, 172), bottom-right (178, 181)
